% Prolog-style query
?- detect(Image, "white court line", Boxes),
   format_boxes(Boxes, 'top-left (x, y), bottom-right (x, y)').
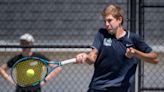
top-left (0, 45), bottom-right (163, 52)
top-left (0, 48), bottom-right (92, 52)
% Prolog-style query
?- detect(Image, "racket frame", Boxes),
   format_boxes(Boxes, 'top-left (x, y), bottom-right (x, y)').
top-left (11, 57), bottom-right (76, 87)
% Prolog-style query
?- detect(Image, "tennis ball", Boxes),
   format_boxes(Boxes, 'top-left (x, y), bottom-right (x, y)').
top-left (26, 69), bottom-right (35, 77)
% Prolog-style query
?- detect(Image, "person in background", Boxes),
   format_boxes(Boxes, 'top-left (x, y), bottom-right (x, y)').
top-left (0, 33), bottom-right (61, 92)
top-left (76, 4), bottom-right (158, 92)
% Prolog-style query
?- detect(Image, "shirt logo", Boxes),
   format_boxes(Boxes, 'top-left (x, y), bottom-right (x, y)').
top-left (103, 38), bottom-right (112, 46)
top-left (125, 44), bottom-right (134, 48)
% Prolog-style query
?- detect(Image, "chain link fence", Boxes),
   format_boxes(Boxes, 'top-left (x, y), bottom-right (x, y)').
top-left (1, 0), bottom-right (164, 92)
top-left (0, 49), bottom-right (94, 92)
top-left (0, 0), bottom-right (128, 46)
top-left (139, 0), bottom-right (164, 92)
top-left (0, 0), bottom-right (129, 92)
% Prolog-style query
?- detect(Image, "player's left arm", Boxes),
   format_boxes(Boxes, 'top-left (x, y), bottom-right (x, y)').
top-left (126, 47), bottom-right (158, 64)
top-left (38, 53), bottom-right (62, 80)
top-left (36, 53), bottom-right (61, 85)
top-left (46, 64), bottom-right (62, 80)
top-left (126, 33), bottom-right (159, 64)
top-left (40, 62), bottom-right (62, 86)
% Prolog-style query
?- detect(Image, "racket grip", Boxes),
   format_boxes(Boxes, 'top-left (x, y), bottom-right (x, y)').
top-left (61, 58), bottom-right (76, 65)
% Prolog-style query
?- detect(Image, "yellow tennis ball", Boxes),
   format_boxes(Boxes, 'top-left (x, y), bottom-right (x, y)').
top-left (26, 69), bottom-right (35, 77)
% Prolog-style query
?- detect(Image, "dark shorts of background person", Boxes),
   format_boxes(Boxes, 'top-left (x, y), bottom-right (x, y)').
top-left (87, 87), bottom-right (129, 92)
top-left (16, 85), bottom-right (41, 92)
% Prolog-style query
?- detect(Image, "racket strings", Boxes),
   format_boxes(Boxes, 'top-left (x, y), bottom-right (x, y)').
top-left (12, 59), bottom-right (47, 87)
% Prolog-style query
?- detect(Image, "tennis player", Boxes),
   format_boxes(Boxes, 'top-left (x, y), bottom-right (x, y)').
top-left (0, 33), bottom-right (61, 92)
top-left (76, 4), bottom-right (158, 92)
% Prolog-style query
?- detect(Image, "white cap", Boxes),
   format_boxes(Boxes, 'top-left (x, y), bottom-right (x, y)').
top-left (20, 33), bottom-right (35, 42)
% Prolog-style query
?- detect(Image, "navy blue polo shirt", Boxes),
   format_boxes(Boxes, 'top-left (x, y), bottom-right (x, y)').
top-left (89, 28), bottom-right (152, 91)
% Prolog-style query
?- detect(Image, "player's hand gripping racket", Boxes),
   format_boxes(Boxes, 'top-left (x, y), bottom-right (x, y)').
top-left (11, 57), bottom-right (76, 87)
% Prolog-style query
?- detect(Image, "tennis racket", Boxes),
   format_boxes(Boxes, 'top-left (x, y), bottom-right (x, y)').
top-left (11, 57), bottom-right (76, 87)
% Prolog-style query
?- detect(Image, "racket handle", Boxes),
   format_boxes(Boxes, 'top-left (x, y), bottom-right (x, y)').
top-left (61, 58), bottom-right (76, 65)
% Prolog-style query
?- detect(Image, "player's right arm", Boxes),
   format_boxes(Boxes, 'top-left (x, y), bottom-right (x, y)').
top-left (76, 48), bottom-right (97, 65)
top-left (0, 64), bottom-right (14, 84)
top-left (76, 29), bottom-right (102, 65)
